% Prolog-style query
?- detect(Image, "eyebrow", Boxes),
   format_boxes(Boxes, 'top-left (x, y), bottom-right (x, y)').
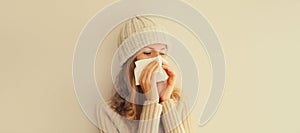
top-left (145, 46), bottom-right (167, 50)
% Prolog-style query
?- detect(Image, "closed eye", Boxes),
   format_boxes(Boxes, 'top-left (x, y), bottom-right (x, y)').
top-left (160, 52), bottom-right (166, 55)
top-left (143, 52), bottom-right (151, 55)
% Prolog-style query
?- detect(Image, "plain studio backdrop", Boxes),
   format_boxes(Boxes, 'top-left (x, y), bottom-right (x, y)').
top-left (0, 0), bottom-right (299, 133)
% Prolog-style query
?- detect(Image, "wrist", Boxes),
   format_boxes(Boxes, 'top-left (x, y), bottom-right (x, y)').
top-left (160, 96), bottom-right (170, 102)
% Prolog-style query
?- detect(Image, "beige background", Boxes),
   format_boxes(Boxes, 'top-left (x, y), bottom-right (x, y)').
top-left (1, 0), bottom-right (299, 133)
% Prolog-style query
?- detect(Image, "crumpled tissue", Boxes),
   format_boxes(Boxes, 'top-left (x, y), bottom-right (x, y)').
top-left (134, 56), bottom-right (169, 85)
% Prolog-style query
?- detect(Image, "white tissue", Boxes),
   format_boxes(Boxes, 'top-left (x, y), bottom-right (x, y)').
top-left (134, 56), bottom-right (169, 85)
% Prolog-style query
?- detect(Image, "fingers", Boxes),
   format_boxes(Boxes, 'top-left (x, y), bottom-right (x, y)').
top-left (162, 64), bottom-right (176, 79)
top-left (139, 61), bottom-right (159, 93)
top-left (161, 64), bottom-right (176, 93)
top-left (159, 65), bottom-right (175, 102)
top-left (139, 60), bottom-right (161, 101)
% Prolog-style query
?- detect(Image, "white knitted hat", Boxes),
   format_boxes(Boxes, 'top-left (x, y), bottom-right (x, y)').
top-left (116, 16), bottom-right (171, 65)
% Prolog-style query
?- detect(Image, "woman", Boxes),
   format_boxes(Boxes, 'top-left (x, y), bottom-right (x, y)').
top-left (97, 16), bottom-right (191, 133)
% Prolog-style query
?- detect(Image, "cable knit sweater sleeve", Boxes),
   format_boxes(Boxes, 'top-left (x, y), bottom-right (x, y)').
top-left (138, 100), bottom-right (163, 133)
top-left (161, 99), bottom-right (192, 133)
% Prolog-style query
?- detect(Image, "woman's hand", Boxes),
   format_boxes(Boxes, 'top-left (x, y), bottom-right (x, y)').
top-left (139, 61), bottom-right (160, 102)
top-left (160, 62), bottom-right (176, 102)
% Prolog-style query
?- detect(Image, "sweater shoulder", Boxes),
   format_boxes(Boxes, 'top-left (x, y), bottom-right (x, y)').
top-left (96, 101), bottom-right (123, 133)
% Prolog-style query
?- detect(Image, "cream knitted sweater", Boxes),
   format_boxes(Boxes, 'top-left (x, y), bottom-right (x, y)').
top-left (97, 99), bottom-right (191, 133)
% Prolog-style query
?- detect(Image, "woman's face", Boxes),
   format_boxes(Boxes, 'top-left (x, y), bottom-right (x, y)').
top-left (135, 43), bottom-right (167, 61)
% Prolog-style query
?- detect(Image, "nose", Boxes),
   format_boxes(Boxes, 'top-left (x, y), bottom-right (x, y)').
top-left (152, 51), bottom-right (160, 57)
